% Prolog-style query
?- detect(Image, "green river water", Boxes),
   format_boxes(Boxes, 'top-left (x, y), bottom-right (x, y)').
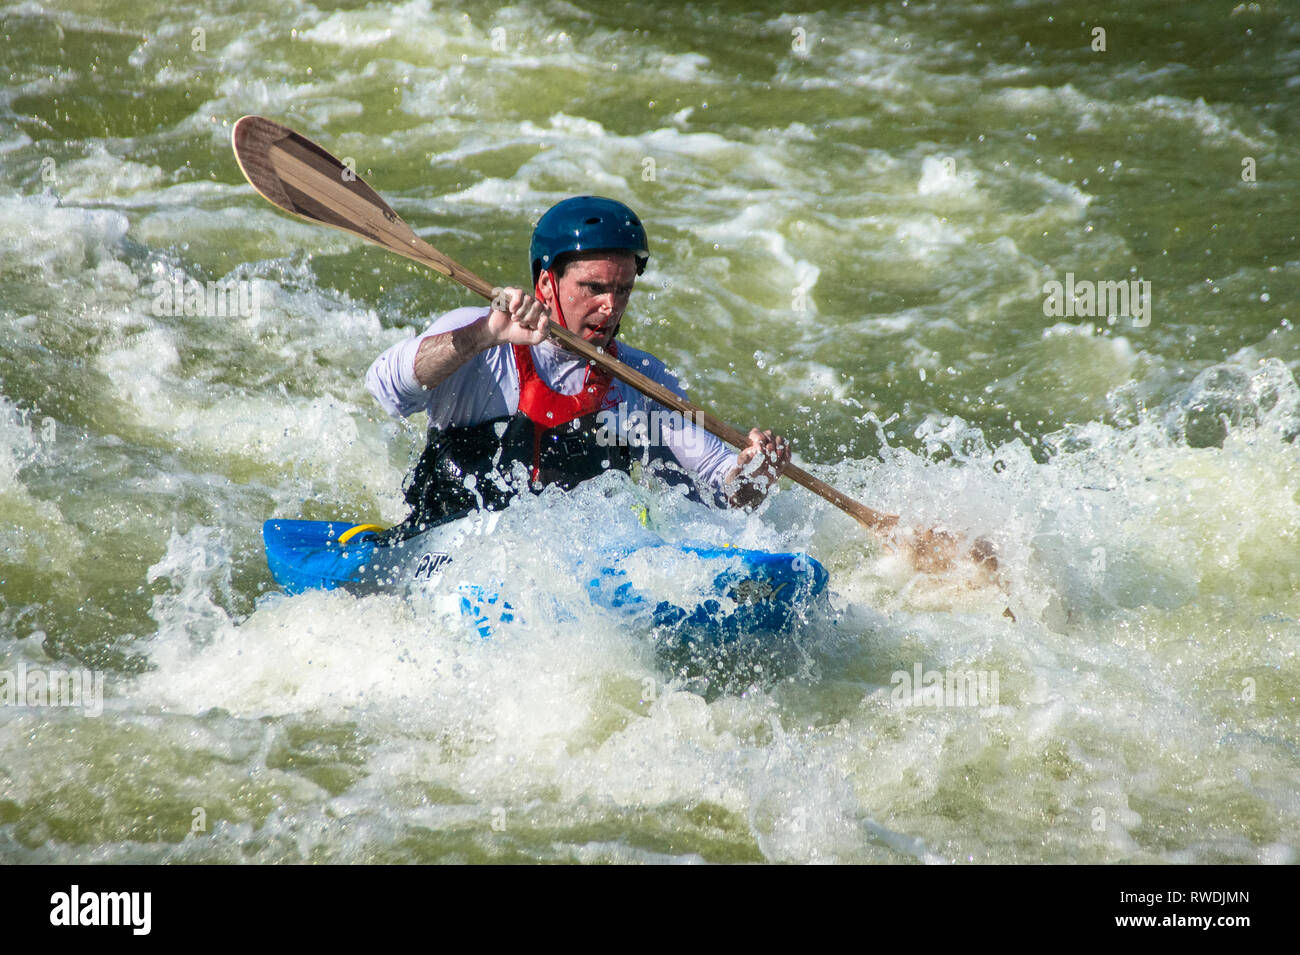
top-left (1, 0), bottom-right (1297, 863)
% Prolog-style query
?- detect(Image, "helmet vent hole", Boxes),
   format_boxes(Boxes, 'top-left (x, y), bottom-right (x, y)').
top-left (584, 217), bottom-right (601, 224)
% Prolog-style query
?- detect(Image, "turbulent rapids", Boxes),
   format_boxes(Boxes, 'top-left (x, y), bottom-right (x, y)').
top-left (1, 0), bottom-right (1297, 865)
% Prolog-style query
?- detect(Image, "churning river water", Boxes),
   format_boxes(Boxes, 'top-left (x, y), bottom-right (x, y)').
top-left (1, 0), bottom-right (1297, 863)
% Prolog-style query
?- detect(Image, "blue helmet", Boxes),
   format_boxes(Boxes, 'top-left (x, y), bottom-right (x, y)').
top-left (529, 196), bottom-right (649, 285)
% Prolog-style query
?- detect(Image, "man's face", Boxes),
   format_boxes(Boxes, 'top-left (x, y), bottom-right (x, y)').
top-left (541, 251), bottom-right (638, 349)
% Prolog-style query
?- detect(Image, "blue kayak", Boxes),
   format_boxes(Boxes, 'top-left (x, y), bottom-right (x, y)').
top-left (262, 517), bottom-right (829, 644)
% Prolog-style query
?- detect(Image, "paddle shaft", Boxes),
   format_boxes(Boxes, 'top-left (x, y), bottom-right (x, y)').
top-left (361, 228), bottom-right (896, 532)
top-left (231, 115), bottom-right (899, 534)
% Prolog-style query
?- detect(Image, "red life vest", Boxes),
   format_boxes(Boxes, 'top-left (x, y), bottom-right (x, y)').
top-left (512, 341), bottom-right (616, 426)
top-left (511, 341), bottom-right (618, 481)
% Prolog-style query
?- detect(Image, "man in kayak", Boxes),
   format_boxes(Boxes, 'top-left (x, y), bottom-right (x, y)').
top-left (366, 196), bottom-right (791, 536)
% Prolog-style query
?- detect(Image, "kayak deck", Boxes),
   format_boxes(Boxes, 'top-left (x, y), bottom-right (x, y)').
top-left (263, 518), bottom-right (829, 644)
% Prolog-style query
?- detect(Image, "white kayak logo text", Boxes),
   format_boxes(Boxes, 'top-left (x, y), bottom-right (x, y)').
top-left (49, 885), bottom-right (151, 935)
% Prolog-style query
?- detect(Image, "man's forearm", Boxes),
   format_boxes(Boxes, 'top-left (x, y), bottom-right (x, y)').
top-left (412, 318), bottom-right (495, 391)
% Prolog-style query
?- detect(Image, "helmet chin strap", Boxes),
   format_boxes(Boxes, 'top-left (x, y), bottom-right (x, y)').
top-left (535, 269), bottom-right (621, 345)
top-left (535, 269), bottom-right (569, 333)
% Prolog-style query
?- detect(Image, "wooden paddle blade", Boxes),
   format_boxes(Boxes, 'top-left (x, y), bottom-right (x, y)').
top-left (233, 115), bottom-right (403, 243)
top-left (231, 115), bottom-right (497, 299)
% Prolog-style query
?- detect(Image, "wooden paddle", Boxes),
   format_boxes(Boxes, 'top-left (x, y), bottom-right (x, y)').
top-left (231, 114), bottom-right (993, 573)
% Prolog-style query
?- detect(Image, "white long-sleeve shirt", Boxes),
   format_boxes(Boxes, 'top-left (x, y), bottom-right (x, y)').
top-left (365, 307), bottom-right (739, 493)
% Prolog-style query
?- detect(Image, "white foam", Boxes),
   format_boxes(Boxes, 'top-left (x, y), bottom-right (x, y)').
top-left (0, 193), bottom-right (130, 282)
top-left (893, 214), bottom-right (971, 255)
top-left (1135, 94), bottom-right (1271, 149)
top-left (57, 147), bottom-right (165, 202)
top-left (657, 52), bottom-right (713, 83)
top-left (0, 398), bottom-right (82, 572)
top-left (917, 154), bottom-right (978, 197)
